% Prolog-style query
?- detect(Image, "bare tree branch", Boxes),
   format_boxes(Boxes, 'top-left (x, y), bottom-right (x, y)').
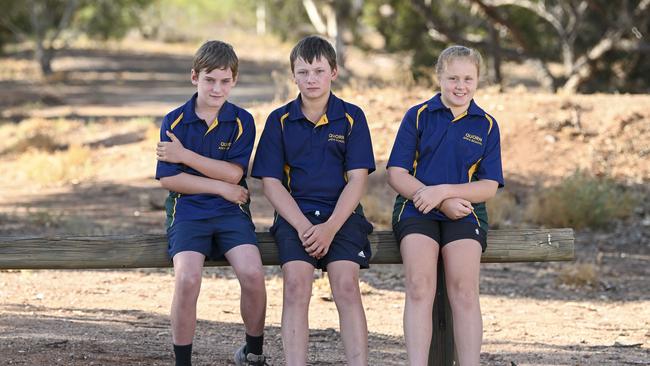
top-left (471, 0), bottom-right (557, 89)
top-left (47, 0), bottom-right (79, 47)
top-left (303, 0), bottom-right (327, 34)
top-left (566, 0), bottom-right (649, 90)
top-left (0, 16), bottom-right (28, 41)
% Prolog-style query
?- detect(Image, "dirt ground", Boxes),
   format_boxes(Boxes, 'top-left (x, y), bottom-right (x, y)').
top-left (0, 38), bottom-right (649, 365)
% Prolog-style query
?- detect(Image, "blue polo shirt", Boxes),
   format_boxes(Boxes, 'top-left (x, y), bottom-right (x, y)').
top-left (155, 93), bottom-right (255, 225)
top-left (387, 93), bottom-right (504, 228)
top-left (251, 93), bottom-right (375, 216)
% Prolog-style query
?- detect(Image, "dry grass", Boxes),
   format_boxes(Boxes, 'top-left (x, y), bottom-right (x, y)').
top-left (526, 171), bottom-right (635, 230)
top-left (361, 194), bottom-right (393, 229)
top-left (3, 132), bottom-right (62, 155)
top-left (18, 143), bottom-right (92, 184)
top-left (556, 262), bottom-right (600, 289)
top-left (487, 189), bottom-right (520, 229)
top-left (2, 117), bottom-right (158, 186)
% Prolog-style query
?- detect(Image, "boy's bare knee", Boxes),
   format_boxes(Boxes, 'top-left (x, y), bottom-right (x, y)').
top-left (283, 276), bottom-right (312, 307)
top-left (331, 278), bottom-right (361, 304)
top-left (238, 267), bottom-right (266, 291)
top-left (176, 271), bottom-right (202, 291)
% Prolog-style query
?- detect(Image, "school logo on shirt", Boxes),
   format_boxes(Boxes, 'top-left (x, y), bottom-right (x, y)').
top-left (463, 133), bottom-right (483, 146)
top-left (219, 141), bottom-right (232, 150)
top-left (328, 133), bottom-right (345, 144)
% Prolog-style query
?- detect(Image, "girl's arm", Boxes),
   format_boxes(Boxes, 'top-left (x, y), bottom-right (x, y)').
top-left (387, 166), bottom-right (426, 200)
top-left (413, 180), bottom-right (499, 215)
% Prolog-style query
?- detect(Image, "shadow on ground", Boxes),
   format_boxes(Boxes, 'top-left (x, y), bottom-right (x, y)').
top-left (1, 47), bottom-right (284, 120)
top-left (0, 304), bottom-right (405, 365)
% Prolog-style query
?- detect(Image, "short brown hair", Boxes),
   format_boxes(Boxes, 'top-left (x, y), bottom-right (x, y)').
top-left (435, 45), bottom-right (483, 79)
top-left (192, 40), bottom-right (239, 78)
top-left (289, 35), bottom-right (337, 73)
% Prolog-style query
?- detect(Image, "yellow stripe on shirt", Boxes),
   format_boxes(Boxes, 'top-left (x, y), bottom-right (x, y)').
top-left (170, 113), bottom-right (183, 130)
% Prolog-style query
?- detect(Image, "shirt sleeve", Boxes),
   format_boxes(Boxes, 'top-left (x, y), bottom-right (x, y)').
top-left (224, 111), bottom-right (256, 175)
top-left (155, 115), bottom-right (183, 180)
top-left (476, 118), bottom-right (504, 187)
top-left (251, 111), bottom-right (285, 180)
top-left (386, 107), bottom-right (419, 172)
top-left (344, 108), bottom-right (376, 174)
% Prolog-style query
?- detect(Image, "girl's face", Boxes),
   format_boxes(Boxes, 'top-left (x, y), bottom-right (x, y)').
top-left (438, 57), bottom-right (479, 111)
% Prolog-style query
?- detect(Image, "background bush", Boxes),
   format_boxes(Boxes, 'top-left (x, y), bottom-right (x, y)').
top-left (526, 171), bottom-right (634, 230)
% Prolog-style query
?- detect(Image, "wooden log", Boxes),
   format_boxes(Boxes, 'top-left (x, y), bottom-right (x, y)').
top-left (0, 228), bottom-right (575, 366)
top-left (0, 229), bottom-right (573, 269)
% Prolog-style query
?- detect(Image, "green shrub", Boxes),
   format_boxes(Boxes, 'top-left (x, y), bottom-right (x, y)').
top-left (526, 171), bottom-right (634, 229)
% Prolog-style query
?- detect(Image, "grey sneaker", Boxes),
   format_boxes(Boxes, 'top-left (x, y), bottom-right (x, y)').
top-left (234, 344), bottom-right (269, 366)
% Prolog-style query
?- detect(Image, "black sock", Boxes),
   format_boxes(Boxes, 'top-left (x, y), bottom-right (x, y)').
top-left (245, 333), bottom-right (264, 355)
top-left (173, 343), bottom-right (192, 366)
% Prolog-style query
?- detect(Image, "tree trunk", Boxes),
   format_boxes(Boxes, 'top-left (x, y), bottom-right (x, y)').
top-left (35, 44), bottom-right (53, 75)
top-left (487, 22), bottom-right (503, 90)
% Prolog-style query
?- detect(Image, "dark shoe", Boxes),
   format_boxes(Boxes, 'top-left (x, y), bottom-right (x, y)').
top-left (234, 344), bottom-right (269, 366)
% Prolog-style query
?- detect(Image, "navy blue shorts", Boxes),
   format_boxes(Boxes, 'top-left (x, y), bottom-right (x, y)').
top-left (394, 217), bottom-right (487, 252)
top-left (167, 212), bottom-right (258, 260)
top-left (270, 211), bottom-right (374, 270)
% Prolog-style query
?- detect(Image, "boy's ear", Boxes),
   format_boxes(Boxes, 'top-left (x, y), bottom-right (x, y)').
top-left (190, 69), bottom-right (199, 85)
top-left (331, 67), bottom-right (338, 81)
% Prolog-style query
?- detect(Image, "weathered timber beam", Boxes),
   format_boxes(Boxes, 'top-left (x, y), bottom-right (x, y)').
top-left (0, 229), bottom-right (574, 270)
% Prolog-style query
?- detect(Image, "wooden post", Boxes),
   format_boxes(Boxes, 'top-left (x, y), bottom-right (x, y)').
top-left (429, 257), bottom-right (456, 366)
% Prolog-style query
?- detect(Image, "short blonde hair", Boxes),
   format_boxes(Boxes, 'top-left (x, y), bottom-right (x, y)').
top-left (435, 45), bottom-right (483, 78)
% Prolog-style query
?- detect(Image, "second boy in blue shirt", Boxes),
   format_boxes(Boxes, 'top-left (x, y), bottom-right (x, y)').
top-left (252, 36), bottom-right (375, 366)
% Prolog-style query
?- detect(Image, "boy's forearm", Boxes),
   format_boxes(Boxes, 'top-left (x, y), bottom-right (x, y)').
top-left (179, 149), bottom-right (243, 184)
top-left (387, 167), bottom-right (426, 200)
top-left (262, 178), bottom-right (312, 234)
top-left (160, 172), bottom-right (235, 196)
top-left (326, 169), bottom-right (368, 232)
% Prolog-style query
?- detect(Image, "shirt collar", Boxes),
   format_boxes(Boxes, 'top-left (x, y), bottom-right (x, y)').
top-left (287, 92), bottom-right (346, 124)
top-left (181, 93), bottom-right (237, 124)
top-left (426, 93), bottom-right (485, 117)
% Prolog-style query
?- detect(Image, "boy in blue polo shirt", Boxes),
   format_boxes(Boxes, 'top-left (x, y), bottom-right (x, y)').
top-left (387, 45), bottom-right (504, 366)
top-left (252, 35), bottom-right (375, 365)
top-left (155, 40), bottom-right (268, 366)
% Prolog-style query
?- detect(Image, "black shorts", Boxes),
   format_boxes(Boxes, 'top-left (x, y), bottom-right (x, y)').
top-left (394, 217), bottom-right (487, 252)
top-left (270, 211), bottom-right (374, 270)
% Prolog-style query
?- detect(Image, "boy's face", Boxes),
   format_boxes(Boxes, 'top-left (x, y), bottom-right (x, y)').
top-left (191, 67), bottom-right (237, 111)
top-left (292, 56), bottom-right (337, 101)
top-left (438, 58), bottom-right (478, 111)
